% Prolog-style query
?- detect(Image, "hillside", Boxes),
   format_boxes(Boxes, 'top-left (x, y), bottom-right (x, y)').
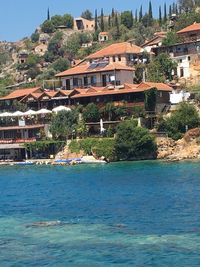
top-left (1, 0), bottom-right (200, 96)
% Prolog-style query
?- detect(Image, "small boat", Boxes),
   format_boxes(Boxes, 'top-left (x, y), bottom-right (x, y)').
top-left (15, 161), bottom-right (34, 165)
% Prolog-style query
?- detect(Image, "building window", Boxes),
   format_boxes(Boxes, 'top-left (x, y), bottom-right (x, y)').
top-left (73, 78), bottom-right (78, 87)
top-left (188, 56), bottom-right (191, 61)
top-left (118, 55), bottom-right (121, 61)
top-left (91, 76), bottom-right (97, 85)
top-left (84, 77), bottom-right (88, 87)
top-left (179, 59), bottom-right (182, 63)
top-left (113, 56), bottom-right (116, 62)
top-left (180, 67), bottom-right (184, 77)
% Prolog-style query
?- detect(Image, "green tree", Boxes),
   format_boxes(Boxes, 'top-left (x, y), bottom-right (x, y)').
top-left (135, 9), bottom-right (138, 22)
top-left (95, 9), bottom-right (98, 31)
top-left (162, 31), bottom-right (180, 46)
top-left (148, 1), bottom-right (153, 20)
top-left (41, 20), bottom-right (55, 33)
top-left (121, 11), bottom-right (133, 29)
top-left (27, 67), bottom-right (41, 79)
top-left (175, 11), bottom-right (200, 31)
top-left (145, 88), bottom-right (157, 112)
top-left (46, 31), bottom-right (63, 62)
top-left (81, 9), bottom-right (93, 20)
top-left (47, 7), bottom-right (50, 20)
top-left (50, 110), bottom-right (78, 140)
top-left (52, 58), bottom-right (70, 72)
top-left (164, 3), bottom-right (167, 22)
top-left (111, 8), bottom-right (115, 26)
top-left (169, 5), bottom-right (172, 18)
top-left (158, 103), bottom-right (200, 140)
top-left (159, 6), bottom-right (162, 26)
top-left (83, 103), bottom-right (100, 122)
top-left (179, 0), bottom-right (195, 12)
top-left (115, 121), bottom-right (157, 160)
top-left (62, 14), bottom-right (74, 28)
top-left (51, 15), bottom-right (64, 27)
top-left (147, 53), bottom-right (177, 82)
top-left (31, 31), bottom-right (39, 43)
top-left (100, 8), bottom-right (104, 31)
top-left (139, 5), bottom-right (143, 22)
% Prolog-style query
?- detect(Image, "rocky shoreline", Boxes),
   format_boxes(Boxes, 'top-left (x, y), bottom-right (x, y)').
top-left (157, 128), bottom-right (200, 162)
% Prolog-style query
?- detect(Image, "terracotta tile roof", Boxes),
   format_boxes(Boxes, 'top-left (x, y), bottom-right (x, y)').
top-left (58, 90), bottom-right (74, 96)
top-left (86, 42), bottom-right (143, 59)
top-left (177, 23), bottom-right (200, 34)
top-left (137, 82), bottom-right (172, 91)
top-left (71, 84), bottom-right (148, 99)
top-left (0, 87), bottom-right (41, 101)
top-left (99, 32), bottom-right (109, 35)
top-left (56, 63), bottom-right (134, 77)
top-left (142, 36), bottom-right (165, 47)
top-left (44, 91), bottom-right (57, 97)
top-left (31, 93), bottom-right (43, 99)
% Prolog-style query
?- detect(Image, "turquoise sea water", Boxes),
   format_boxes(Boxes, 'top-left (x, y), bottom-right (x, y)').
top-left (0, 161), bottom-right (200, 266)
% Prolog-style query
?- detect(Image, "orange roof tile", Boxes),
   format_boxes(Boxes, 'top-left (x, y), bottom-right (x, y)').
top-left (0, 87), bottom-right (41, 101)
top-left (71, 84), bottom-right (148, 99)
top-left (99, 32), bottom-right (109, 35)
top-left (86, 42), bottom-right (143, 59)
top-left (44, 91), bottom-right (57, 97)
top-left (56, 63), bottom-right (134, 77)
top-left (177, 23), bottom-right (200, 34)
top-left (137, 82), bottom-right (172, 91)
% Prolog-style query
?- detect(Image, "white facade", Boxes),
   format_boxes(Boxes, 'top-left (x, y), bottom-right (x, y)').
top-left (170, 90), bottom-right (191, 104)
top-left (173, 55), bottom-right (191, 79)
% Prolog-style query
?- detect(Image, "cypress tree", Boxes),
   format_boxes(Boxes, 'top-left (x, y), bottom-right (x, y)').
top-left (100, 8), bottom-right (104, 31)
top-left (164, 3), bottom-right (167, 22)
top-left (148, 1), bottom-right (153, 19)
top-left (135, 9), bottom-right (138, 22)
top-left (169, 5), bottom-right (172, 17)
top-left (95, 9), bottom-right (98, 32)
top-left (131, 11), bottom-right (133, 27)
top-left (139, 5), bottom-right (143, 22)
top-left (176, 4), bottom-right (179, 14)
top-left (115, 13), bottom-right (120, 39)
top-left (108, 15), bottom-right (111, 29)
top-left (172, 2), bottom-right (176, 13)
top-left (47, 8), bottom-right (50, 20)
top-left (159, 6), bottom-right (162, 26)
top-left (111, 8), bottom-right (115, 27)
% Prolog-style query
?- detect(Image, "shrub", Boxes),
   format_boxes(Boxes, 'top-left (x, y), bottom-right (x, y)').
top-left (50, 110), bottom-right (78, 140)
top-left (69, 138), bottom-right (116, 161)
top-left (41, 20), bottom-right (55, 33)
top-left (83, 103), bottom-right (100, 122)
top-left (115, 121), bottom-right (157, 160)
top-left (157, 103), bottom-right (200, 140)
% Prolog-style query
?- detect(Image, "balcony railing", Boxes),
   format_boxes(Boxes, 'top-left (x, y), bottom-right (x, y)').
top-left (64, 81), bottom-right (121, 90)
top-left (0, 138), bottom-right (37, 144)
top-left (173, 49), bottom-right (199, 57)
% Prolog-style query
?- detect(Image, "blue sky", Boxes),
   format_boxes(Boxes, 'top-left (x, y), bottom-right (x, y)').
top-left (0, 0), bottom-right (175, 41)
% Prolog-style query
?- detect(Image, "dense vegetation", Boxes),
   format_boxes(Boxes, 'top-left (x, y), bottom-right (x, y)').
top-left (157, 103), bottom-right (200, 140)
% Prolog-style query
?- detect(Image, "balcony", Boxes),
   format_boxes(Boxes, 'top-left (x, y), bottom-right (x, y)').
top-left (173, 49), bottom-right (199, 57)
top-left (63, 81), bottom-right (121, 90)
top-left (0, 138), bottom-right (37, 144)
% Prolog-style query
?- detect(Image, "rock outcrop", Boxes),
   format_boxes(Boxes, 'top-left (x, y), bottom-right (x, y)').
top-left (157, 128), bottom-right (200, 161)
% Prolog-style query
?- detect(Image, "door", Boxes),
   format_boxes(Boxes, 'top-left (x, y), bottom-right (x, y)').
top-left (102, 74), bottom-right (107, 87)
top-left (66, 79), bottom-right (71, 90)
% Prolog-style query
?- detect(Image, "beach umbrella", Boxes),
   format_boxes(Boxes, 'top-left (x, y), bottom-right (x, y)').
top-left (0, 112), bottom-right (13, 117)
top-left (12, 111), bottom-right (24, 117)
top-left (100, 119), bottom-right (106, 134)
top-left (23, 109), bottom-right (37, 116)
top-left (52, 106), bottom-right (71, 113)
top-left (36, 109), bottom-right (52, 115)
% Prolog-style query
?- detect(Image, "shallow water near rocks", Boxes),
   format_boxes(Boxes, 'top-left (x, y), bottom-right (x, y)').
top-left (0, 161), bottom-right (200, 266)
